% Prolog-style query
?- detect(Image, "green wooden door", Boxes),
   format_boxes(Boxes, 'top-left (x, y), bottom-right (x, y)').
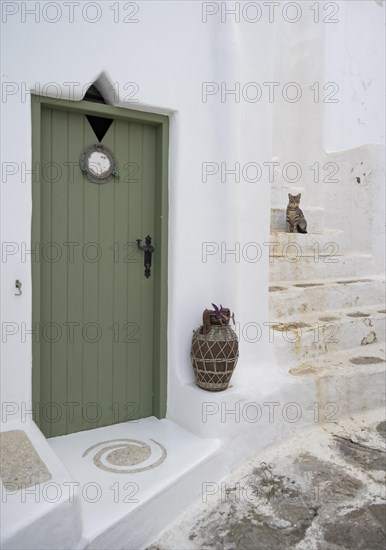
top-left (33, 103), bottom-right (163, 437)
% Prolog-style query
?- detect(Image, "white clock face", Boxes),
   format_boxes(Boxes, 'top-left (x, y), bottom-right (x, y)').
top-left (87, 151), bottom-right (112, 178)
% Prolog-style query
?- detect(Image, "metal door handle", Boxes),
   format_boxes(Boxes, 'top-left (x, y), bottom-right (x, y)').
top-left (136, 236), bottom-right (154, 278)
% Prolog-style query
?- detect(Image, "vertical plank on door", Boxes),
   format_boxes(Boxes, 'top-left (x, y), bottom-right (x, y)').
top-left (126, 122), bottom-right (143, 417)
top-left (81, 118), bottom-right (100, 431)
top-left (112, 119), bottom-right (131, 423)
top-left (50, 109), bottom-right (69, 436)
top-left (66, 111), bottom-right (85, 434)
top-left (96, 123), bottom-right (115, 427)
top-left (40, 107), bottom-right (53, 437)
top-left (140, 125), bottom-right (156, 417)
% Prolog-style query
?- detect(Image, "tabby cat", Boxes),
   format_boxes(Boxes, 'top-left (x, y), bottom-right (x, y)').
top-left (286, 193), bottom-right (307, 233)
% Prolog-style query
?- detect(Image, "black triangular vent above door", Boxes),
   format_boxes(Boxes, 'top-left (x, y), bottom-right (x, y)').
top-left (86, 115), bottom-right (113, 142)
top-left (84, 84), bottom-right (106, 104)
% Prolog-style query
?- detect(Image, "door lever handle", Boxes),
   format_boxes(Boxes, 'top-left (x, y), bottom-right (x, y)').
top-left (136, 236), bottom-right (154, 278)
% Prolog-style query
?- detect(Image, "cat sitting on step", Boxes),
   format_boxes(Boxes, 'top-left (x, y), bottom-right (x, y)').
top-left (286, 193), bottom-right (307, 233)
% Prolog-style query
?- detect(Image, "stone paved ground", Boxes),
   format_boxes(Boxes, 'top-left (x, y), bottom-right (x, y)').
top-left (150, 409), bottom-right (386, 550)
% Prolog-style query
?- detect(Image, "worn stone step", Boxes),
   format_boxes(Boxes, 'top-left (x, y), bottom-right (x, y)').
top-left (288, 343), bottom-right (386, 416)
top-left (269, 278), bottom-right (386, 319)
top-left (269, 254), bottom-right (373, 282)
top-left (289, 342), bottom-right (386, 376)
top-left (270, 305), bottom-right (386, 366)
top-left (270, 207), bottom-right (324, 233)
top-left (269, 229), bottom-right (349, 257)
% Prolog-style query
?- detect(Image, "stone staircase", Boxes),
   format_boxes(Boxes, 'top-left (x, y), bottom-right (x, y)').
top-left (269, 208), bottom-right (386, 415)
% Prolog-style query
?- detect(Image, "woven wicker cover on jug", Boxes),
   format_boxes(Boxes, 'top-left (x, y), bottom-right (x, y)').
top-left (191, 325), bottom-right (239, 391)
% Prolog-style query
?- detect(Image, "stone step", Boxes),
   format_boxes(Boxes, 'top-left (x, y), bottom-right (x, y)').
top-left (288, 343), bottom-right (386, 417)
top-left (269, 278), bottom-right (385, 319)
top-left (270, 304), bottom-right (386, 366)
top-left (0, 419), bottom-right (83, 550)
top-left (269, 253), bottom-right (373, 282)
top-left (48, 417), bottom-right (223, 550)
top-left (269, 229), bottom-right (350, 257)
top-left (270, 207), bottom-right (324, 233)
top-left (1, 417), bottom-right (223, 550)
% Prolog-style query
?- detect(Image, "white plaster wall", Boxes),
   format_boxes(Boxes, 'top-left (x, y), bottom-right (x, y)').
top-left (271, 0), bottom-right (385, 275)
top-left (323, 0), bottom-right (385, 274)
top-left (324, 0), bottom-right (385, 150)
top-left (0, 1), bottom-right (276, 427)
top-left (1, 0), bottom-right (384, 440)
top-left (271, 11), bottom-right (325, 210)
top-left (1, 3), bottom-right (384, 546)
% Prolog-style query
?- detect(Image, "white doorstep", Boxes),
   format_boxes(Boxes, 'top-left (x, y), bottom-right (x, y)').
top-left (49, 417), bottom-right (221, 549)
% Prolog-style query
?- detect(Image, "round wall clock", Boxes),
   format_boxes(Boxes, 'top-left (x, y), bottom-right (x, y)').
top-left (79, 144), bottom-right (118, 184)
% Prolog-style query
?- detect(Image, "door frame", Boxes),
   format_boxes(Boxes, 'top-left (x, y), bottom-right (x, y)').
top-left (31, 95), bottom-right (169, 422)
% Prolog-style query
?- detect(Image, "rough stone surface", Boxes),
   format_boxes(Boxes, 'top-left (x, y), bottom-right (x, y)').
top-left (334, 435), bottom-right (386, 472)
top-left (272, 322), bottom-right (311, 332)
top-left (0, 430), bottom-right (52, 490)
top-left (361, 331), bottom-right (377, 345)
top-left (294, 283), bottom-right (322, 288)
top-left (149, 410), bottom-right (386, 550)
top-left (349, 356), bottom-right (385, 365)
top-left (323, 505), bottom-right (386, 549)
top-left (107, 442), bottom-right (151, 466)
top-left (289, 364), bottom-right (317, 376)
top-left (346, 312), bottom-right (371, 318)
top-left (336, 279), bottom-right (373, 284)
top-left (377, 421), bottom-right (386, 440)
top-left (319, 315), bottom-right (340, 321)
top-left (269, 286), bottom-right (287, 292)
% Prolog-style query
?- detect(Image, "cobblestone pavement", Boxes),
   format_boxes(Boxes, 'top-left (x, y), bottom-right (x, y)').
top-left (150, 409), bottom-right (386, 550)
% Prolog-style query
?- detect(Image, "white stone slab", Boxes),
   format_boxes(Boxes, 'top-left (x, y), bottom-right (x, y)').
top-left (288, 343), bottom-right (386, 418)
top-left (269, 253), bottom-right (374, 282)
top-left (270, 207), bottom-right (325, 232)
top-left (270, 304), bottom-right (386, 366)
top-left (269, 278), bottom-right (385, 318)
top-left (269, 228), bottom-right (350, 256)
top-left (48, 417), bottom-right (221, 549)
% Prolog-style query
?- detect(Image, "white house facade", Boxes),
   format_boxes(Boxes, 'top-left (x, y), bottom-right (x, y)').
top-left (1, 1), bottom-right (385, 548)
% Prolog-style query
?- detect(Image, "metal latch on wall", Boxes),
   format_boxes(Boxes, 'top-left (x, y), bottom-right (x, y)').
top-left (15, 280), bottom-right (22, 295)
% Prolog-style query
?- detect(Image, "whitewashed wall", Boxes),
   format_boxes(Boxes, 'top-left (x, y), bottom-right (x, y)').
top-left (324, 0), bottom-right (385, 150)
top-left (0, 1), bottom-right (276, 425)
top-left (1, 1), bottom-right (384, 451)
top-left (271, 0), bottom-right (385, 275)
top-left (323, 0), bottom-right (385, 275)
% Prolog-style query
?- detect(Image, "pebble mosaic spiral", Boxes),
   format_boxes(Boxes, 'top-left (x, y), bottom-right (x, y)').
top-left (82, 438), bottom-right (167, 474)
